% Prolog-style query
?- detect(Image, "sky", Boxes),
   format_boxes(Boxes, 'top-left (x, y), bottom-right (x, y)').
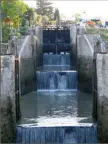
top-left (23, 0), bottom-right (108, 20)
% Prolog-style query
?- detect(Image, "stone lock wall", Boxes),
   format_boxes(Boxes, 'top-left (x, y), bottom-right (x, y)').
top-left (77, 34), bottom-right (93, 92)
top-left (1, 55), bottom-right (16, 143)
top-left (19, 26), bottom-right (43, 95)
top-left (0, 26), bottom-right (43, 143)
top-left (70, 25), bottom-right (77, 64)
top-left (96, 54), bottom-right (108, 143)
top-left (19, 35), bottom-right (37, 95)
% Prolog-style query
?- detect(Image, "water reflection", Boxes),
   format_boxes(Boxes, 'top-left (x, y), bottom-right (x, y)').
top-left (20, 91), bottom-right (93, 125)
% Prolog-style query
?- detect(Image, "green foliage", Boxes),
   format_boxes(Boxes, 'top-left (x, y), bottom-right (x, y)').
top-left (72, 20), bottom-right (77, 24)
top-left (19, 26), bottom-right (27, 35)
top-left (54, 8), bottom-right (60, 25)
top-left (87, 28), bottom-right (108, 44)
top-left (1, 0), bottom-right (35, 41)
top-left (2, 25), bottom-right (11, 42)
top-left (54, 8), bottom-right (60, 20)
top-left (2, 24), bottom-right (19, 42)
top-left (36, 0), bottom-right (54, 19)
top-left (42, 15), bottom-right (49, 25)
top-left (16, 32), bottom-right (21, 38)
top-left (97, 21), bottom-right (102, 25)
top-left (36, 15), bottom-right (42, 25)
top-left (10, 27), bottom-right (16, 36)
top-left (1, 0), bottom-right (28, 28)
top-left (24, 7), bottom-right (35, 26)
top-left (50, 20), bottom-right (56, 25)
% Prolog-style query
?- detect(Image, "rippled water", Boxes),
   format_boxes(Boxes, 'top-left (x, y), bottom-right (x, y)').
top-left (19, 91), bottom-right (93, 126)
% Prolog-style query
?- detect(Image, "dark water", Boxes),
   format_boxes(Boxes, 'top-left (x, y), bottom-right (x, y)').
top-left (43, 29), bottom-right (70, 43)
top-left (16, 91), bottom-right (97, 143)
top-left (43, 43), bottom-right (71, 53)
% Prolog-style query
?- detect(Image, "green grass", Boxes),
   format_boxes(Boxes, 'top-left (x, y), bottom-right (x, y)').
top-left (86, 27), bottom-right (108, 44)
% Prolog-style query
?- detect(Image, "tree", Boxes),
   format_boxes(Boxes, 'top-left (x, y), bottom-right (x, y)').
top-left (1, 0), bottom-right (28, 28)
top-left (36, 0), bottom-right (53, 19)
top-left (36, 15), bottom-right (42, 25)
top-left (25, 7), bottom-right (35, 26)
top-left (54, 8), bottom-right (60, 26)
top-left (42, 15), bottom-right (49, 25)
top-left (1, 0), bottom-right (29, 41)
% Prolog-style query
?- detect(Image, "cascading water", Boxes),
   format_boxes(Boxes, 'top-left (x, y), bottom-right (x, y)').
top-left (36, 71), bottom-right (77, 90)
top-left (16, 28), bottom-right (97, 144)
top-left (16, 125), bottom-right (97, 143)
top-left (43, 53), bottom-right (71, 71)
top-left (43, 53), bottom-right (70, 65)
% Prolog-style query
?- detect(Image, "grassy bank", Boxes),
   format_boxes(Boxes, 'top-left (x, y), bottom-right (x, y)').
top-left (86, 27), bottom-right (108, 44)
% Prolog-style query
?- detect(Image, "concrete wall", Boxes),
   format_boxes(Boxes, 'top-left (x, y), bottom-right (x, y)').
top-left (86, 34), bottom-right (102, 53)
top-left (70, 26), bottom-right (77, 63)
top-left (96, 54), bottom-right (108, 142)
top-left (0, 26), bottom-right (43, 142)
top-left (35, 26), bottom-right (43, 46)
top-left (77, 26), bottom-right (86, 35)
top-left (1, 55), bottom-right (16, 143)
top-left (70, 26), bottom-right (100, 92)
top-left (19, 36), bottom-right (36, 95)
top-left (35, 26), bottom-right (43, 66)
top-left (77, 34), bottom-right (93, 92)
top-left (19, 26), bottom-right (43, 95)
top-left (70, 26), bottom-right (87, 66)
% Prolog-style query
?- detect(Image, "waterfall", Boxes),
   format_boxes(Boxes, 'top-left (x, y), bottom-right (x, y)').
top-left (50, 77), bottom-right (56, 89)
top-left (43, 65), bottom-right (71, 71)
top-left (36, 71), bottom-right (77, 91)
top-left (43, 54), bottom-right (70, 65)
top-left (58, 75), bottom-right (67, 89)
top-left (16, 125), bottom-right (97, 143)
top-left (43, 53), bottom-right (71, 71)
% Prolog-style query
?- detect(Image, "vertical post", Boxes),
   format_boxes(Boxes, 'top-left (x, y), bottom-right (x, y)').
top-left (15, 57), bottom-right (21, 121)
top-left (0, 1), bottom-right (2, 54)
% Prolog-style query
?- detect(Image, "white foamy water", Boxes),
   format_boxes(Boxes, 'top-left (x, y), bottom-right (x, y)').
top-left (18, 116), bottom-right (93, 127)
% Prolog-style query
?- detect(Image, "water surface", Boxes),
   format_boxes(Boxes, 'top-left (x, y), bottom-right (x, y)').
top-left (19, 91), bottom-right (93, 126)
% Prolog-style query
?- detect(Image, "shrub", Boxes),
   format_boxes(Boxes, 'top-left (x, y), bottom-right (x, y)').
top-left (19, 26), bottom-right (27, 35)
top-left (2, 25), bottom-right (11, 42)
top-left (16, 32), bottom-right (21, 38)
